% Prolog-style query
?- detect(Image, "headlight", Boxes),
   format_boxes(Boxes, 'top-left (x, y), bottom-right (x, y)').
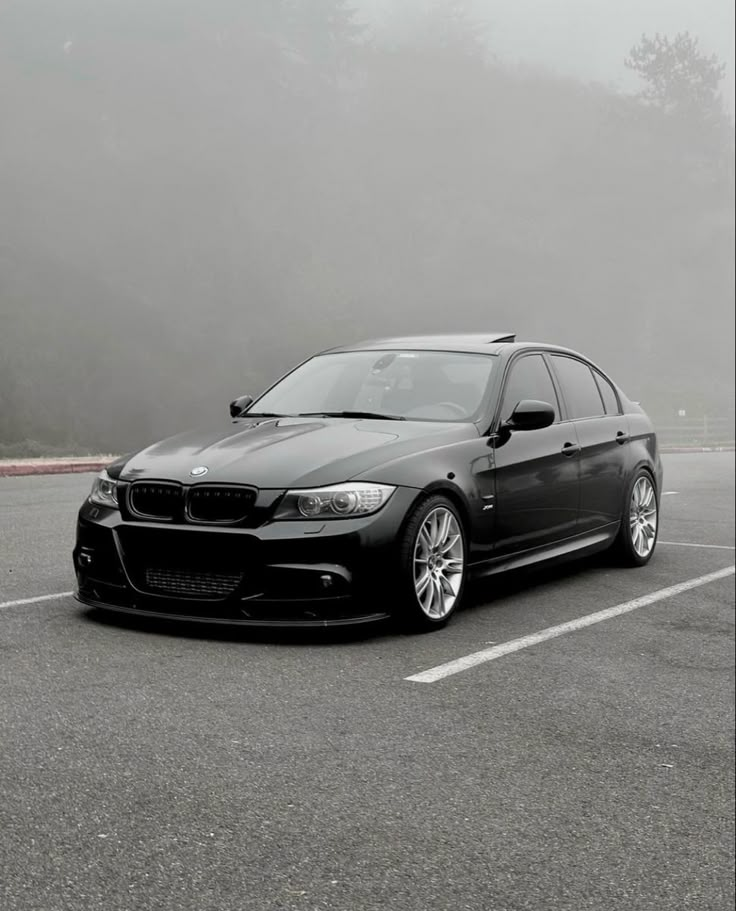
top-left (276, 483), bottom-right (395, 520)
top-left (89, 470), bottom-right (119, 508)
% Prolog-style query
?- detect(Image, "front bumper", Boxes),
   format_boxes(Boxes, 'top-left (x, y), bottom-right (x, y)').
top-left (73, 486), bottom-right (420, 626)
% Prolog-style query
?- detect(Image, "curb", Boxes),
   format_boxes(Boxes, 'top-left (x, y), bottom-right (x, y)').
top-left (1, 447), bottom-right (733, 478)
top-left (0, 459), bottom-right (112, 478)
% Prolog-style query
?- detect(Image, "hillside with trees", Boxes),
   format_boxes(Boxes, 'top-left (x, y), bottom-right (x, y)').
top-left (0, 1), bottom-right (732, 453)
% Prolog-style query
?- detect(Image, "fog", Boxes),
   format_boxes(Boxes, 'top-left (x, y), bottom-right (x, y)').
top-left (1, 0), bottom-right (733, 455)
top-left (363, 0), bottom-right (736, 114)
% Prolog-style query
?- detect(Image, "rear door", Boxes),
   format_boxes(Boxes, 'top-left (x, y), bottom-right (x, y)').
top-left (490, 353), bottom-right (580, 556)
top-left (548, 355), bottom-right (628, 534)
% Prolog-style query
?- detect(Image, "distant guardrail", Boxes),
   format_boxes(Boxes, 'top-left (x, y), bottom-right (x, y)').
top-left (654, 417), bottom-right (735, 449)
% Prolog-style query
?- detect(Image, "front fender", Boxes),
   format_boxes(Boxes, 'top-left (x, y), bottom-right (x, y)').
top-left (355, 436), bottom-right (494, 558)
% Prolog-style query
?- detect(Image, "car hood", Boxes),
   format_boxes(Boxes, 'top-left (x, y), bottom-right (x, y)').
top-left (114, 417), bottom-right (479, 488)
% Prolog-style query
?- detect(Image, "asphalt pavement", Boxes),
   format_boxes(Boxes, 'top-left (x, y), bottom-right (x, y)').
top-left (0, 454), bottom-right (734, 911)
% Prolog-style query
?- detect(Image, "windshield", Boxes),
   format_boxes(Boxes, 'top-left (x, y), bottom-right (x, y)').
top-left (249, 350), bottom-right (496, 422)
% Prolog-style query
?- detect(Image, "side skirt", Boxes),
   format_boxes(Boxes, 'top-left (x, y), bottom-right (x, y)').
top-left (469, 523), bottom-right (620, 580)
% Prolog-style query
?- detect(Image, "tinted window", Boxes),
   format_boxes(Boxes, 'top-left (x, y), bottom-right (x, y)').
top-left (593, 370), bottom-right (620, 415)
top-left (551, 356), bottom-right (605, 419)
top-left (500, 355), bottom-right (559, 422)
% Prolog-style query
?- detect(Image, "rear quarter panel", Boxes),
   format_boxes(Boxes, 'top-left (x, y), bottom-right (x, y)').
top-left (626, 406), bottom-right (664, 494)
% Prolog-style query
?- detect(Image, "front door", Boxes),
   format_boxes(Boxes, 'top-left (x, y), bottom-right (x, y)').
top-left (490, 354), bottom-right (580, 556)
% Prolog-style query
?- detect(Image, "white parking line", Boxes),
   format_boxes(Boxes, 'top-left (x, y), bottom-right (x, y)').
top-left (0, 591), bottom-right (73, 611)
top-left (405, 566), bottom-right (735, 683)
top-left (662, 491), bottom-right (679, 496)
top-left (659, 541), bottom-right (735, 550)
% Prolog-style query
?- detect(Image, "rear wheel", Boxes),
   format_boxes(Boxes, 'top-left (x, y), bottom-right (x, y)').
top-left (614, 470), bottom-right (659, 566)
top-left (397, 495), bottom-right (467, 632)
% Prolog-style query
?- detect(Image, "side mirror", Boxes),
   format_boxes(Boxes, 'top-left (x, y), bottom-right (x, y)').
top-left (502, 399), bottom-right (555, 432)
top-left (229, 394), bottom-right (254, 418)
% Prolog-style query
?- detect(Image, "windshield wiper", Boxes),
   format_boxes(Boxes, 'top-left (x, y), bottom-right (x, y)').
top-left (239, 412), bottom-right (286, 418)
top-left (296, 411), bottom-right (406, 421)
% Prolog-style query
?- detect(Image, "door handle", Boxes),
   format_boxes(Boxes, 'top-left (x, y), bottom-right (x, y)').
top-left (616, 431), bottom-right (630, 445)
top-left (561, 442), bottom-right (580, 457)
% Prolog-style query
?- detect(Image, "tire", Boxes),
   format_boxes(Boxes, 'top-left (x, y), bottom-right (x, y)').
top-left (396, 494), bottom-right (468, 632)
top-left (613, 469), bottom-right (659, 566)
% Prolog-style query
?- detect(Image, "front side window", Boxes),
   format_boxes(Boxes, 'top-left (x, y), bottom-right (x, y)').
top-left (250, 350), bottom-right (496, 422)
top-left (500, 355), bottom-right (559, 422)
top-left (551, 356), bottom-right (605, 420)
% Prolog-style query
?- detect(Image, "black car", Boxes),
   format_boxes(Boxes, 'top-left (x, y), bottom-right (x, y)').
top-left (74, 333), bottom-right (662, 631)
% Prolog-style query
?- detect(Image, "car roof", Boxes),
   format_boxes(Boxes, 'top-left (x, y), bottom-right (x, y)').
top-left (322, 333), bottom-right (585, 359)
top-left (323, 333), bottom-right (515, 355)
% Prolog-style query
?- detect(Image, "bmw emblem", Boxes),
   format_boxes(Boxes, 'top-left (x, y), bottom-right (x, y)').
top-left (189, 466), bottom-right (209, 477)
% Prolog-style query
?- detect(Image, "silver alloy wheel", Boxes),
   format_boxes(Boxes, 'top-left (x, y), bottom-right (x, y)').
top-left (413, 506), bottom-right (465, 619)
top-left (629, 475), bottom-right (658, 558)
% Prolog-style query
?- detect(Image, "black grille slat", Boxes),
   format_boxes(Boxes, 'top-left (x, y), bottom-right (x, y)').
top-left (144, 568), bottom-right (242, 598)
top-left (126, 482), bottom-right (257, 525)
top-left (187, 485), bottom-right (256, 524)
top-left (116, 527), bottom-right (261, 601)
top-left (129, 482), bottom-right (183, 521)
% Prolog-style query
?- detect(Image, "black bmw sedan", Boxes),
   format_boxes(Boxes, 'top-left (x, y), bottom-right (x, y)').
top-left (74, 333), bottom-right (662, 631)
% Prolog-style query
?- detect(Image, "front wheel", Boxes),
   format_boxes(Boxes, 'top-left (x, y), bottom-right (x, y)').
top-left (614, 470), bottom-right (659, 566)
top-left (397, 495), bottom-right (468, 632)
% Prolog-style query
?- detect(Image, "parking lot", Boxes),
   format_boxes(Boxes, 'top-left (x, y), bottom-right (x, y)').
top-left (1, 452), bottom-right (733, 911)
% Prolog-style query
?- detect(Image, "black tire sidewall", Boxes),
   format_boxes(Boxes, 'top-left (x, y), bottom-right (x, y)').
top-left (617, 469), bottom-right (659, 566)
top-left (396, 494), bottom-right (468, 631)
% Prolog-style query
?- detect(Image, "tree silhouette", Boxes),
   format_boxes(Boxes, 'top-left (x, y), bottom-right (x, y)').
top-left (626, 32), bottom-right (727, 121)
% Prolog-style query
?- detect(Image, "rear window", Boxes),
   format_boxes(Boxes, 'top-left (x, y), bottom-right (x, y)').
top-left (593, 370), bottom-right (621, 415)
top-left (551, 356), bottom-right (605, 420)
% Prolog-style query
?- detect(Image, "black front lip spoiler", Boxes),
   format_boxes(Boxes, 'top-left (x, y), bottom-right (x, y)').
top-left (75, 592), bottom-right (390, 628)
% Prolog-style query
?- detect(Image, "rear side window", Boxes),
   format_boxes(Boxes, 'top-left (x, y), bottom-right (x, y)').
top-left (500, 355), bottom-right (559, 422)
top-left (551, 356), bottom-right (605, 420)
top-left (593, 370), bottom-right (621, 415)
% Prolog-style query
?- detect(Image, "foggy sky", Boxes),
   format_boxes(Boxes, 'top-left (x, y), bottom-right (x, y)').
top-left (0, 0), bottom-right (733, 453)
top-left (361, 0), bottom-right (736, 112)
